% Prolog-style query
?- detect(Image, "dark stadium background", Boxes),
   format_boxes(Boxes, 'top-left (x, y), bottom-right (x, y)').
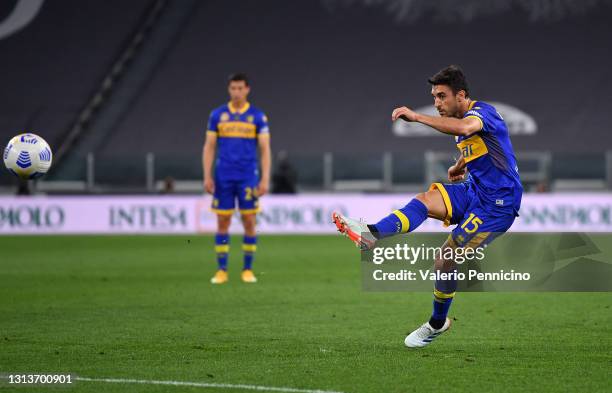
top-left (0, 1), bottom-right (611, 393)
top-left (1, 0), bottom-right (611, 192)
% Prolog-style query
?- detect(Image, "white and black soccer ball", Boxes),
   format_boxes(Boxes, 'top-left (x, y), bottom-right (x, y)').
top-left (3, 133), bottom-right (53, 180)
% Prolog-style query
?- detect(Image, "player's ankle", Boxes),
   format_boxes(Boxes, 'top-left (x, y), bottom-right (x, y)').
top-left (428, 317), bottom-right (446, 330)
top-left (367, 224), bottom-right (381, 239)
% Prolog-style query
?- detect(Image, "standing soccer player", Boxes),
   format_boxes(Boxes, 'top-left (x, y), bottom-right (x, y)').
top-left (203, 73), bottom-right (271, 284)
top-left (333, 65), bottom-right (522, 347)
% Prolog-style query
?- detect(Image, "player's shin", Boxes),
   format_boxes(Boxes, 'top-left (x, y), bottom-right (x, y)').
top-left (242, 235), bottom-right (257, 270)
top-left (429, 268), bottom-right (457, 329)
top-left (215, 233), bottom-right (230, 270)
top-left (368, 199), bottom-right (428, 238)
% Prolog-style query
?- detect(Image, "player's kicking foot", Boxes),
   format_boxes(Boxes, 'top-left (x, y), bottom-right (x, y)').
top-left (332, 212), bottom-right (377, 250)
top-left (210, 270), bottom-right (228, 284)
top-left (241, 269), bottom-right (257, 283)
top-left (404, 318), bottom-right (452, 348)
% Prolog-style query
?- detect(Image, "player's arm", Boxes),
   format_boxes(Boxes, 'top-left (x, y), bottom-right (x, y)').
top-left (448, 155), bottom-right (467, 182)
top-left (202, 131), bottom-right (217, 194)
top-left (392, 106), bottom-right (482, 136)
top-left (256, 133), bottom-right (271, 196)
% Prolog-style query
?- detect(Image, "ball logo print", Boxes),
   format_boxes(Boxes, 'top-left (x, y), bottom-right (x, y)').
top-left (16, 151), bottom-right (31, 168)
top-left (39, 147), bottom-right (52, 162)
top-left (20, 134), bottom-right (38, 144)
top-left (3, 133), bottom-right (53, 179)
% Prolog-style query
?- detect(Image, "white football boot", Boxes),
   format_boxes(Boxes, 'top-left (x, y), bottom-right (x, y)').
top-left (404, 318), bottom-right (452, 348)
top-left (332, 212), bottom-right (377, 251)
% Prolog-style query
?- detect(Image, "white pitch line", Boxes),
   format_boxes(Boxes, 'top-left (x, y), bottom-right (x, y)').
top-left (74, 376), bottom-right (346, 393)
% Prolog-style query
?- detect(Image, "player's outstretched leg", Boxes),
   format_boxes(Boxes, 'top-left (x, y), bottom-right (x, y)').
top-left (332, 213), bottom-right (378, 250)
top-left (332, 198), bottom-right (429, 250)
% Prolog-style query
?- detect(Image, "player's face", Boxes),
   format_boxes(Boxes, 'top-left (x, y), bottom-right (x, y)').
top-left (228, 81), bottom-right (250, 103)
top-left (431, 84), bottom-right (461, 118)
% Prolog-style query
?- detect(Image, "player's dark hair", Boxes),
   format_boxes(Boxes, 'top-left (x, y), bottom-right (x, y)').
top-left (228, 73), bottom-right (249, 86)
top-left (428, 65), bottom-right (469, 97)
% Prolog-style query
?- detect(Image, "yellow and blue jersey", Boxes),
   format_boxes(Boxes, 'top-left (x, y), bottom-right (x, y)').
top-left (456, 100), bottom-right (523, 215)
top-left (206, 101), bottom-right (269, 180)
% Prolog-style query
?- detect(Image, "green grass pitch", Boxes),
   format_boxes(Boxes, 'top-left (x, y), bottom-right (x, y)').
top-left (1, 235), bottom-right (610, 392)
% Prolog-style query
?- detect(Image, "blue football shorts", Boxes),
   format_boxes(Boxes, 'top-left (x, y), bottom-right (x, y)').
top-left (211, 176), bottom-right (260, 215)
top-left (429, 181), bottom-right (516, 248)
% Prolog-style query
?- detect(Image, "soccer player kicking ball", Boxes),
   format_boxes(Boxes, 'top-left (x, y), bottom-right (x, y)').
top-left (203, 73), bottom-right (271, 284)
top-left (333, 65), bottom-right (522, 347)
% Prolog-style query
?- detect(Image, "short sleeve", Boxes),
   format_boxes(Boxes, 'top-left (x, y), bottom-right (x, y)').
top-left (207, 110), bottom-right (219, 134)
top-left (256, 112), bottom-right (269, 135)
top-left (463, 108), bottom-right (486, 132)
top-left (463, 104), bottom-right (500, 133)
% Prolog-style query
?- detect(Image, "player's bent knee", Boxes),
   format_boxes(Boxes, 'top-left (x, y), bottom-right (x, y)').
top-left (415, 189), bottom-right (447, 220)
top-left (415, 191), bottom-right (439, 211)
top-left (415, 192), bottom-right (428, 205)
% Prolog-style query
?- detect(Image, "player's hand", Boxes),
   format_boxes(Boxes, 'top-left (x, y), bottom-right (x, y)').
top-left (256, 179), bottom-right (269, 197)
top-left (392, 106), bottom-right (418, 122)
top-left (448, 164), bottom-right (466, 182)
top-left (204, 178), bottom-right (215, 194)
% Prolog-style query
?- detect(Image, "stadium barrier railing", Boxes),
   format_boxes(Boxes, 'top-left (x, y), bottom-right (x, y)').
top-left (1, 151), bottom-right (611, 195)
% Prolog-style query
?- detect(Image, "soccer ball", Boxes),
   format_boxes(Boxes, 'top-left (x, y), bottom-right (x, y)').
top-left (3, 133), bottom-right (53, 179)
